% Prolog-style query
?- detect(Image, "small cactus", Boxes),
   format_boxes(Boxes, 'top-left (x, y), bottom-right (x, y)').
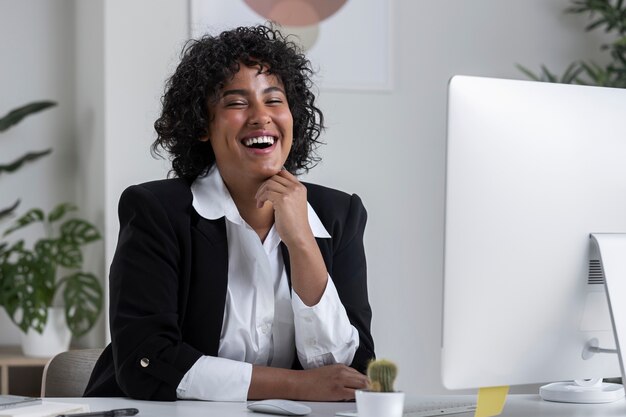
top-left (367, 359), bottom-right (398, 392)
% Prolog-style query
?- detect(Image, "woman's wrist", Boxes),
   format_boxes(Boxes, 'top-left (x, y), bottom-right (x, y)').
top-left (249, 366), bottom-right (302, 400)
top-left (282, 226), bottom-right (317, 252)
top-left (286, 233), bottom-right (328, 306)
top-left (284, 368), bottom-right (302, 399)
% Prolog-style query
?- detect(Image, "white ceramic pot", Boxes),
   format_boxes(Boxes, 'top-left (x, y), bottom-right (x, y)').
top-left (20, 307), bottom-right (71, 357)
top-left (356, 390), bottom-right (405, 417)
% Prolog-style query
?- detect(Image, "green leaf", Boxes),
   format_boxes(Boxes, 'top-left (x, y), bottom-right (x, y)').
top-left (540, 65), bottom-right (558, 83)
top-left (55, 241), bottom-right (82, 268)
top-left (0, 199), bottom-right (20, 223)
top-left (60, 219), bottom-right (101, 245)
top-left (561, 62), bottom-right (585, 84)
top-left (0, 247), bottom-right (53, 333)
top-left (34, 239), bottom-right (58, 263)
top-left (61, 272), bottom-right (103, 336)
top-left (0, 149), bottom-right (52, 175)
top-left (7, 240), bottom-right (25, 252)
top-left (0, 101), bottom-right (57, 133)
top-left (48, 203), bottom-right (78, 223)
top-left (3, 208), bottom-right (45, 237)
top-left (587, 17), bottom-right (610, 31)
top-left (515, 64), bottom-right (542, 81)
top-left (581, 60), bottom-right (611, 85)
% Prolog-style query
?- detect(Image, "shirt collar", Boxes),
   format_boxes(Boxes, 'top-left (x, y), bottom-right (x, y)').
top-left (191, 166), bottom-right (331, 239)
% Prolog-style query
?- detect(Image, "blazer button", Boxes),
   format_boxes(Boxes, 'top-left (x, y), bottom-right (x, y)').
top-left (140, 358), bottom-right (150, 368)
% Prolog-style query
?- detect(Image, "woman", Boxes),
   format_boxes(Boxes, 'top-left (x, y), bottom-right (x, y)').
top-left (84, 25), bottom-right (374, 402)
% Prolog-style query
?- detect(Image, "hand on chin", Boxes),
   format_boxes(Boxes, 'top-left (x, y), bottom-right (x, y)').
top-left (253, 164), bottom-right (284, 182)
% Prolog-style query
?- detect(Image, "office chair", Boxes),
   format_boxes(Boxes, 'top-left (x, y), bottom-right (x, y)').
top-left (41, 348), bottom-right (103, 397)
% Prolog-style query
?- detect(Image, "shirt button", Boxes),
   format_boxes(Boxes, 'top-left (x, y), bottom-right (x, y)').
top-left (140, 358), bottom-right (150, 368)
top-left (304, 316), bottom-right (313, 323)
top-left (307, 338), bottom-right (316, 347)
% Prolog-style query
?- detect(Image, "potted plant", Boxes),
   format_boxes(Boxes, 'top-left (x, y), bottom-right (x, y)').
top-left (356, 359), bottom-right (405, 417)
top-left (517, 0), bottom-right (626, 88)
top-left (0, 203), bottom-right (103, 357)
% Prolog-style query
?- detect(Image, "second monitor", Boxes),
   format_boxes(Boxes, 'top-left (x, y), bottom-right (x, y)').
top-left (441, 75), bottom-right (626, 402)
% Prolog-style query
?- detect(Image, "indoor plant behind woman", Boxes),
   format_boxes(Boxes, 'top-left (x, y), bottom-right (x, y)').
top-left (0, 203), bottom-right (103, 357)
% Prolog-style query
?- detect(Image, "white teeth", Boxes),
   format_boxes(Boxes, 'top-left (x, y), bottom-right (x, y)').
top-left (243, 136), bottom-right (275, 147)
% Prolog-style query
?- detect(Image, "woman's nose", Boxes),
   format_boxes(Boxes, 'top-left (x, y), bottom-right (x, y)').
top-left (247, 105), bottom-right (271, 126)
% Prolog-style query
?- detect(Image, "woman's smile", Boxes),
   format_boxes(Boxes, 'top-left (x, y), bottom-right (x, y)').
top-left (240, 130), bottom-right (279, 154)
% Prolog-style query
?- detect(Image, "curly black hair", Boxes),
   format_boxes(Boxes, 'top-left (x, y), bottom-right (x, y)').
top-left (152, 25), bottom-right (324, 181)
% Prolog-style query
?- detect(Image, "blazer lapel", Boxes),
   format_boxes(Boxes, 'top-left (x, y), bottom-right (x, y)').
top-left (185, 214), bottom-right (228, 356)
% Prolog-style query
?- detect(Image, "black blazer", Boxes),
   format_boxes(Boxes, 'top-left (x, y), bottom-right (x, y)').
top-left (84, 178), bottom-right (374, 400)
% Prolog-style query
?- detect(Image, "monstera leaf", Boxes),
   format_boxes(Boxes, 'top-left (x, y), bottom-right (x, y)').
top-left (47, 203), bottom-right (77, 223)
top-left (61, 272), bottom-right (103, 337)
top-left (60, 219), bottom-right (101, 245)
top-left (3, 208), bottom-right (44, 236)
top-left (0, 245), bottom-right (54, 333)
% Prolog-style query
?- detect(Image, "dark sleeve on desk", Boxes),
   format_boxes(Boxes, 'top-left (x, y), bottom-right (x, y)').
top-left (109, 184), bottom-right (202, 400)
top-left (332, 194), bottom-right (375, 373)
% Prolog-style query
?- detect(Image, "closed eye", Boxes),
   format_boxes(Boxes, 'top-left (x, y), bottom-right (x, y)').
top-left (225, 100), bottom-right (247, 107)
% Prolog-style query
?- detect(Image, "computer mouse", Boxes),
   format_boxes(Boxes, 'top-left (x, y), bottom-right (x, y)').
top-left (247, 399), bottom-right (312, 416)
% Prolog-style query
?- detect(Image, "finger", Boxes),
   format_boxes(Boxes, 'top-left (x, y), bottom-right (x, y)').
top-left (341, 388), bottom-right (357, 401)
top-left (255, 183), bottom-right (289, 205)
top-left (255, 189), bottom-right (270, 208)
top-left (255, 180), bottom-right (288, 202)
top-left (343, 368), bottom-right (370, 386)
top-left (256, 190), bottom-right (284, 208)
top-left (344, 374), bottom-right (370, 390)
top-left (278, 168), bottom-right (300, 181)
top-left (269, 171), bottom-right (296, 187)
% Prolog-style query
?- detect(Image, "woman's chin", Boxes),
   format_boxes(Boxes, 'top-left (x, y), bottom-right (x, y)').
top-left (253, 165), bottom-right (283, 179)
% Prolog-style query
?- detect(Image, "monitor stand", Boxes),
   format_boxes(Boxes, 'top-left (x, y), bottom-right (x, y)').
top-left (540, 378), bottom-right (623, 403)
top-left (540, 234), bottom-right (626, 404)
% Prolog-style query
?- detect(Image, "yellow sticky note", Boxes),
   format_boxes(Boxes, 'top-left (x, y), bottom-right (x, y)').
top-left (474, 386), bottom-right (509, 417)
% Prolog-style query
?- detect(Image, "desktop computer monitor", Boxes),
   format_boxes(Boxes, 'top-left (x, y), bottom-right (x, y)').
top-left (441, 76), bottom-right (626, 400)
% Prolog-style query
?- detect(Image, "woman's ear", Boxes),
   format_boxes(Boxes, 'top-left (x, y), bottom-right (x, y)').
top-left (198, 135), bottom-right (210, 142)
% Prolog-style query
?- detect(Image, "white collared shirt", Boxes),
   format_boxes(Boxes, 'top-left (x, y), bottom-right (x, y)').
top-left (175, 166), bottom-right (359, 401)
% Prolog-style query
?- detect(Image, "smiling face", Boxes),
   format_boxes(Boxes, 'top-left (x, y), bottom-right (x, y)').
top-left (205, 64), bottom-right (293, 188)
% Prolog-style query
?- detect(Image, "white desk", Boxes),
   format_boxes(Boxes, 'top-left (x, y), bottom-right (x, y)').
top-left (53, 395), bottom-right (626, 417)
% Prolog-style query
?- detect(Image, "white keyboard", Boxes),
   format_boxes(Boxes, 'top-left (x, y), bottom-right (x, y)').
top-left (335, 400), bottom-right (476, 417)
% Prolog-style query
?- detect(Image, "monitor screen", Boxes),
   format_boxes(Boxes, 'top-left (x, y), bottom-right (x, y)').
top-left (441, 76), bottom-right (626, 392)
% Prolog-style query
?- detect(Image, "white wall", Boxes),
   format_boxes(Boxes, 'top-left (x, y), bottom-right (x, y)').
top-left (1, 0), bottom-right (614, 395)
top-left (74, 0), bottom-right (106, 348)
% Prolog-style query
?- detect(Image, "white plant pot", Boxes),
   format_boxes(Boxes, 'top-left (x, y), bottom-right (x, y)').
top-left (356, 390), bottom-right (405, 417)
top-left (20, 307), bottom-right (71, 357)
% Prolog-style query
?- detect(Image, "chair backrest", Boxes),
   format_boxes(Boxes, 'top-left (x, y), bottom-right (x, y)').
top-left (41, 348), bottom-right (103, 397)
